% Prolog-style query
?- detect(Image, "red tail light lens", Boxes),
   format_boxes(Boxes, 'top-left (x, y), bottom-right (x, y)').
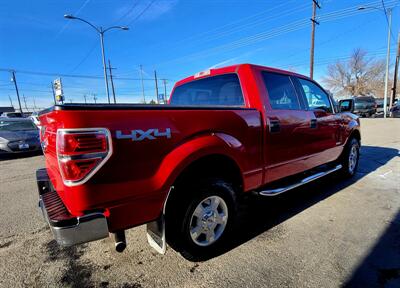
top-left (56, 129), bottom-right (112, 186)
top-left (59, 133), bottom-right (107, 155)
top-left (59, 158), bottom-right (102, 181)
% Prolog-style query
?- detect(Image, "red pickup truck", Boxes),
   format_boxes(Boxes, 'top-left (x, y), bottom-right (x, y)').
top-left (37, 64), bottom-right (360, 260)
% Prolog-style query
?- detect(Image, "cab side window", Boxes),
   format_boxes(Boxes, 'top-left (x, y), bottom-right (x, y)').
top-left (262, 72), bottom-right (301, 110)
top-left (298, 78), bottom-right (333, 113)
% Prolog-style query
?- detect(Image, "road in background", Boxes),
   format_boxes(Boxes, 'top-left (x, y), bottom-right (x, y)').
top-left (0, 119), bottom-right (399, 288)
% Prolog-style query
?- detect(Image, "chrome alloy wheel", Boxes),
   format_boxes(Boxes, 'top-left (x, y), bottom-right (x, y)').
top-left (189, 196), bottom-right (228, 247)
top-left (348, 144), bottom-right (358, 174)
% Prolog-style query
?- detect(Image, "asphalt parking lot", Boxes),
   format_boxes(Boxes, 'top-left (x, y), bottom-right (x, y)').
top-left (0, 118), bottom-right (399, 288)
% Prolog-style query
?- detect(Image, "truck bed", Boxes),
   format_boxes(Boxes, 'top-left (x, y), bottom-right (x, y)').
top-left (39, 103), bottom-right (263, 231)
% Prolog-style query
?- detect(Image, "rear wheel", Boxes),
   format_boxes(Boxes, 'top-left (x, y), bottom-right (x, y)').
top-left (166, 179), bottom-right (237, 261)
top-left (339, 137), bottom-right (360, 178)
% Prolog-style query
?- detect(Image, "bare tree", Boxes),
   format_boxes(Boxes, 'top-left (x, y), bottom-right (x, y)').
top-left (323, 48), bottom-right (386, 97)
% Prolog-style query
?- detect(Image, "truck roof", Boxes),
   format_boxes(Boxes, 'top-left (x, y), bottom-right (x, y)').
top-left (175, 63), bottom-right (310, 87)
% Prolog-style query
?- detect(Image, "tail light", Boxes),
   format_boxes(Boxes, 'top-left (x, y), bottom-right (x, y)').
top-left (56, 128), bottom-right (112, 186)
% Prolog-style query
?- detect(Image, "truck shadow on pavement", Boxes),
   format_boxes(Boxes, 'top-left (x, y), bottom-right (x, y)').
top-left (344, 210), bottom-right (400, 288)
top-left (214, 145), bottom-right (399, 285)
top-left (44, 240), bottom-right (94, 288)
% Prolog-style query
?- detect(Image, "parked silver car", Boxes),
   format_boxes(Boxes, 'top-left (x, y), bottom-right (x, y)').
top-left (0, 118), bottom-right (41, 154)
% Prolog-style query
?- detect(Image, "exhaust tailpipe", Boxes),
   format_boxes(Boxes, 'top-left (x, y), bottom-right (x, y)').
top-left (113, 231), bottom-right (126, 253)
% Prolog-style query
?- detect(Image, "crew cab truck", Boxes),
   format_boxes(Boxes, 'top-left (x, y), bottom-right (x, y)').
top-left (37, 64), bottom-right (360, 260)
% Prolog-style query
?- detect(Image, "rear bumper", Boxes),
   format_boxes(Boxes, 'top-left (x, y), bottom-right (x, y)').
top-left (36, 168), bottom-right (109, 246)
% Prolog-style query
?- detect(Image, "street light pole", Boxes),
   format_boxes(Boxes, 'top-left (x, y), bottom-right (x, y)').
top-left (383, 8), bottom-right (392, 118)
top-left (99, 29), bottom-right (111, 103)
top-left (64, 15), bottom-right (128, 104)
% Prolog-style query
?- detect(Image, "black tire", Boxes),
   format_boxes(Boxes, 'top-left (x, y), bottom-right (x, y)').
top-left (339, 137), bottom-right (360, 178)
top-left (165, 178), bottom-right (237, 261)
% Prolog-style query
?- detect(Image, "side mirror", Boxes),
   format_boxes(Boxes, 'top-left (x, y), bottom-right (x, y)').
top-left (339, 99), bottom-right (354, 113)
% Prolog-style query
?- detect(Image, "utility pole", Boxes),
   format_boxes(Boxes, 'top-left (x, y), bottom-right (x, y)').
top-left (8, 95), bottom-right (14, 108)
top-left (310, 0), bottom-right (320, 79)
top-left (83, 94), bottom-right (87, 104)
top-left (140, 65), bottom-right (146, 103)
top-left (22, 94), bottom-right (28, 112)
top-left (108, 59), bottom-right (117, 103)
top-left (51, 82), bottom-right (57, 104)
top-left (11, 71), bottom-right (23, 113)
top-left (390, 31), bottom-right (400, 110)
top-left (93, 93), bottom-right (97, 104)
top-left (154, 70), bottom-right (159, 103)
top-left (162, 79), bottom-right (167, 103)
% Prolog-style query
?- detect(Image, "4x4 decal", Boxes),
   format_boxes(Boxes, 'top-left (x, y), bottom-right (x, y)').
top-left (116, 128), bottom-right (171, 141)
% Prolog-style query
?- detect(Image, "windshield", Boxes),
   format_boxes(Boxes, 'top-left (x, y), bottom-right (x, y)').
top-left (170, 74), bottom-right (244, 106)
top-left (0, 120), bottom-right (37, 131)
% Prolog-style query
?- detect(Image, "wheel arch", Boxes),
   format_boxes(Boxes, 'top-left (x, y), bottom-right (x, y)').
top-left (351, 129), bottom-right (361, 142)
top-left (173, 153), bottom-right (244, 191)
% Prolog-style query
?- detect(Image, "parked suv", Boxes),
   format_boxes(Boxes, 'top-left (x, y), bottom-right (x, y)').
top-left (353, 96), bottom-right (376, 117)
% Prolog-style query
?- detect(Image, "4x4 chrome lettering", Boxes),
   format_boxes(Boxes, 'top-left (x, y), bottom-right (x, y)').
top-left (116, 128), bottom-right (171, 141)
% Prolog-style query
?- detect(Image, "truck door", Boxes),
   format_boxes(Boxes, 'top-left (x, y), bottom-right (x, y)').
top-left (260, 71), bottom-right (314, 183)
top-left (294, 77), bottom-right (343, 168)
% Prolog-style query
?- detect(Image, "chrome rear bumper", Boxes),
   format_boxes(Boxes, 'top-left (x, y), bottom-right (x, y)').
top-left (37, 168), bottom-right (109, 246)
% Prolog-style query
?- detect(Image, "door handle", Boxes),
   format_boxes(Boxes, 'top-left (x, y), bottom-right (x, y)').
top-left (310, 119), bottom-right (317, 129)
top-left (269, 119), bottom-right (280, 133)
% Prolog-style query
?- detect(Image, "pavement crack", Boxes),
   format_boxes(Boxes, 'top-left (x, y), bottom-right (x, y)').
top-left (0, 240), bottom-right (13, 249)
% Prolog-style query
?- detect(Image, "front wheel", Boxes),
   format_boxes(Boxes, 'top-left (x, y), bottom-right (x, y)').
top-left (166, 179), bottom-right (237, 261)
top-left (340, 138), bottom-right (360, 178)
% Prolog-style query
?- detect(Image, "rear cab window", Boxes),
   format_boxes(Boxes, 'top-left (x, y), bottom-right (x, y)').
top-left (261, 71), bottom-right (302, 110)
top-left (170, 74), bottom-right (245, 106)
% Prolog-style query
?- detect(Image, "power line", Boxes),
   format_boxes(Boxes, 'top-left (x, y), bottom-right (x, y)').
top-left (69, 41), bottom-right (98, 73)
top-left (115, 0), bottom-right (139, 24)
top-left (68, 1), bottom-right (139, 73)
top-left (154, 0), bottom-right (398, 67)
top-left (0, 68), bottom-right (175, 82)
top-left (381, 0), bottom-right (397, 41)
top-left (55, 0), bottom-right (92, 39)
top-left (287, 47), bottom-right (396, 68)
top-left (0, 87), bottom-right (53, 93)
top-left (128, 0), bottom-right (157, 25)
top-left (68, 0), bottom-right (151, 76)
top-left (382, 0), bottom-right (391, 26)
top-left (170, 1), bottom-right (307, 47)
top-left (269, 17), bottom-right (381, 66)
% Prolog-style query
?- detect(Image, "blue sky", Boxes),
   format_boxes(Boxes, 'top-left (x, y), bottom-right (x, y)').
top-left (0, 0), bottom-right (399, 109)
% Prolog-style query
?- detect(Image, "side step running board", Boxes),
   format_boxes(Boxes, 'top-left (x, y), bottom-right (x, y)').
top-left (258, 164), bottom-right (342, 196)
